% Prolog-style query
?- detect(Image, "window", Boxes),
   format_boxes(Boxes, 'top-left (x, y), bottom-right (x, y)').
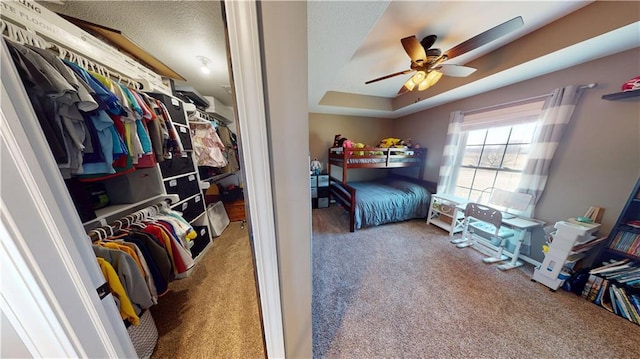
top-left (453, 122), bottom-right (537, 201)
top-left (442, 99), bottom-right (546, 202)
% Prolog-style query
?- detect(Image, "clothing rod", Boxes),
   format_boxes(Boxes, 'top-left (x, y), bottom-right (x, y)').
top-left (462, 83), bottom-right (597, 115)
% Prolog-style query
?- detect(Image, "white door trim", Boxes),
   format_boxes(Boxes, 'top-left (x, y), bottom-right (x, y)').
top-left (224, 1), bottom-right (286, 357)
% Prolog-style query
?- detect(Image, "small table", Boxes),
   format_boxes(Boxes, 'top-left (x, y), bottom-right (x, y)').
top-left (427, 194), bottom-right (467, 236)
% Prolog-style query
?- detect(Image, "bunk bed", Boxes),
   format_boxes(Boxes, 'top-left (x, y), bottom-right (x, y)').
top-left (328, 146), bottom-right (436, 232)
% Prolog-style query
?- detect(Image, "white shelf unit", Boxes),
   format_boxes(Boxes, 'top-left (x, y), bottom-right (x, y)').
top-left (427, 193), bottom-right (467, 236)
top-left (532, 219), bottom-right (601, 290)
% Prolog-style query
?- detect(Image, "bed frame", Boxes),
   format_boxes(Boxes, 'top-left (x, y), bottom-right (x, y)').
top-left (327, 146), bottom-right (435, 232)
top-left (328, 146), bottom-right (427, 184)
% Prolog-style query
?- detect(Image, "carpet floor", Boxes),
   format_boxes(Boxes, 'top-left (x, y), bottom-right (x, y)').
top-left (312, 206), bottom-right (640, 358)
top-left (150, 221), bottom-right (265, 358)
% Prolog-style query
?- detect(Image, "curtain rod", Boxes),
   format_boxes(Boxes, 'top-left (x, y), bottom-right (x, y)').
top-left (462, 83), bottom-right (597, 115)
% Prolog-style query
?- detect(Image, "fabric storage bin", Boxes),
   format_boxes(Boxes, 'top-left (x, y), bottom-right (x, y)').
top-left (317, 175), bottom-right (329, 187)
top-left (159, 155), bottom-right (195, 177)
top-left (126, 310), bottom-right (158, 359)
top-left (207, 201), bottom-right (230, 236)
top-left (310, 175), bottom-right (318, 187)
top-left (318, 197), bottom-right (329, 208)
top-left (163, 173), bottom-right (199, 200)
top-left (174, 124), bottom-right (193, 150)
top-left (190, 225), bottom-right (211, 259)
top-left (148, 93), bottom-right (187, 125)
top-left (101, 168), bottom-right (163, 204)
top-left (311, 187), bottom-right (318, 198)
top-left (173, 194), bottom-right (205, 222)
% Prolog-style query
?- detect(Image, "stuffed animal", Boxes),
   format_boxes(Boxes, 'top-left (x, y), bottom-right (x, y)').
top-left (333, 134), bottom-right (350, 148)
top-left (353, 142), bottom-right (366, 156)
top-left (379, 137), bottom-right (402, 148)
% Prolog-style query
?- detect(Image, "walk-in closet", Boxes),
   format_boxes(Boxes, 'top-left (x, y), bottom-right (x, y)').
top-left (1, 1), bottom-right (265, 357)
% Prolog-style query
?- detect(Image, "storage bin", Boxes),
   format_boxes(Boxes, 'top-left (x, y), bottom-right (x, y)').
top-left (310, 175), bottom-right (318, 187)
top-left (101, 168), bottom-right (163, 204)
top-left (207, 201), bottom-right (230, 236)
top-left (318, 197), bottom-right (329, 208)
top-left (148, 93), bottom-right (187, 125)
top-left (317, 175), bottom-right (329, 187)
top-left (173, 195), bottom-right (205, 223)
top-left (174, 124), bottom-right (193, 150)
top-left (190, 225), bottom-right (211, 259)
top-left (163, 173), bottom-right (199, 200)
top-left (159, 155), bottom-right (195, 177)
top-left (126, 310), bottom-right (158, 359)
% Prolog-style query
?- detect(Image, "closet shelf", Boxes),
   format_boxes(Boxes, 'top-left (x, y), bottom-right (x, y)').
top-left (202, 173), bottom-right (232, 183)
top-left (83, 194), bottom-right (179, 227)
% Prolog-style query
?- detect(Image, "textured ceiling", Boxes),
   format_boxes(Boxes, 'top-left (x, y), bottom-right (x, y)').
top-left (37, 1), bottom-right (639, 118)
top-left (39, 0), bottom-right (232, 106)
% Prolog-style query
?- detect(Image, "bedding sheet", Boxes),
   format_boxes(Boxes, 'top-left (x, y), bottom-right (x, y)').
top-left (350, 178), bottom-right (431, 230)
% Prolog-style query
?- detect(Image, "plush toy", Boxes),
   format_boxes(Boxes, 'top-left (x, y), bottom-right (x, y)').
top-left (379, 137), bottom-right (402, 148)
top-left (353, 142), bottom-right (366, 156)
top-left (333, 134), bottom-right (343, 147)
top-left (333, 134), bottom-right (350, 148)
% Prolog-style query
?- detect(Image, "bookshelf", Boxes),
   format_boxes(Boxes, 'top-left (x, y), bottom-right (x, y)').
top-left (585, 177), bottom-right (640, 325)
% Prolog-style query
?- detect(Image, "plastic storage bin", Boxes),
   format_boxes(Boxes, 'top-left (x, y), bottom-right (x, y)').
top-left (207, 201), bottom-right (230, 236)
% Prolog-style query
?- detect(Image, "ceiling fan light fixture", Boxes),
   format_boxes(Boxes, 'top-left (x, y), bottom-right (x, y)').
top-left (403, 77), bottom-right (416, 91)
top-left (427, 70), bottom-right (443, 86)
top-left (412, 71), bottom-right (426, 83)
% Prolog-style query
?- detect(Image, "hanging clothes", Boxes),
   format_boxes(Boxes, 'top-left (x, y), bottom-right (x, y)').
top-left (189, 121), bottom-right (228, 167)
top-left (96, 257), bottom-right (140, 325)
top-left (217, 126), bottom-right (240, 173)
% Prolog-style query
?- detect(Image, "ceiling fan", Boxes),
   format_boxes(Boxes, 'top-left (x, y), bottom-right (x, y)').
top-left (365, 16), bottom-right (524, 94)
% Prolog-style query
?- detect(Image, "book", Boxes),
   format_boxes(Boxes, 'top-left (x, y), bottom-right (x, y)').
top-left (600, 282), bottom-right (614, 312)
top-left (594, 279), bottom-right (609, 306)
top-left (610, 286), bottom-right (619, 315)
top-left (587, 276), bottom-right (604, 302)
top-left (581, 274), bottom-right (598, 299)
top-left (611, 285), bottom-right (631, 320)
top-left (617, 287), bottom-right (640, 324)
top-left (589, 259), bottom-right (632, 275)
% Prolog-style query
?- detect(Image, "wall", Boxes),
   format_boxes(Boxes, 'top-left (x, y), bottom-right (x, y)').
top-left (309, 112), bottom-right (395, 181)
top-left (395, 47), bottom-right (640, 239)
top-left (259, 2), bottom-right (312, 358)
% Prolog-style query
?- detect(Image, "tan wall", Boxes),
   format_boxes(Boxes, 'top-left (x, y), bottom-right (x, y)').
top-left (395, 47), bottom-right (640, 238)
top-left (259, 2), bottom-right (312, 358)
top-left (309, 113), bottom-right (396, 181)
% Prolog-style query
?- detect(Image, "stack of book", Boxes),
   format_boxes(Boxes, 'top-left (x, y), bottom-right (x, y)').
top-left (581, 259), bottom-right (640, 325)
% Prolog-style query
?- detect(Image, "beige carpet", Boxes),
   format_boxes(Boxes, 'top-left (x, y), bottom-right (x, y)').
top-left (312, 206), bottom-right (640, 358)
top-left (150, 221), bottom-right (265, 358)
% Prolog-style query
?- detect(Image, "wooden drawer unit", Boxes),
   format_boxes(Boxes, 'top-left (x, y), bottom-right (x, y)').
top-left (223, 199), bottom-right (246, 222)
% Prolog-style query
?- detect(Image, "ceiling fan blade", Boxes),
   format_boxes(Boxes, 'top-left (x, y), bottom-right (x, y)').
top-left (398, 84), bottom-right (411, 95)
top-left (401, 36), bottom-right (426, 63)
top-left (444, 16), bottom-right (524, 60)
top-left (436, 64), bottom-right (477, 77)
top-left (365, 69), bottom-right (412, 84)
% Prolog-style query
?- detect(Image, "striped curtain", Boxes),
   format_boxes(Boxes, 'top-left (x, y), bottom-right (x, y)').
top-left (437, 111), bottom-right (465, 194)
top-left (517, 85), bottom-right (585, 216)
